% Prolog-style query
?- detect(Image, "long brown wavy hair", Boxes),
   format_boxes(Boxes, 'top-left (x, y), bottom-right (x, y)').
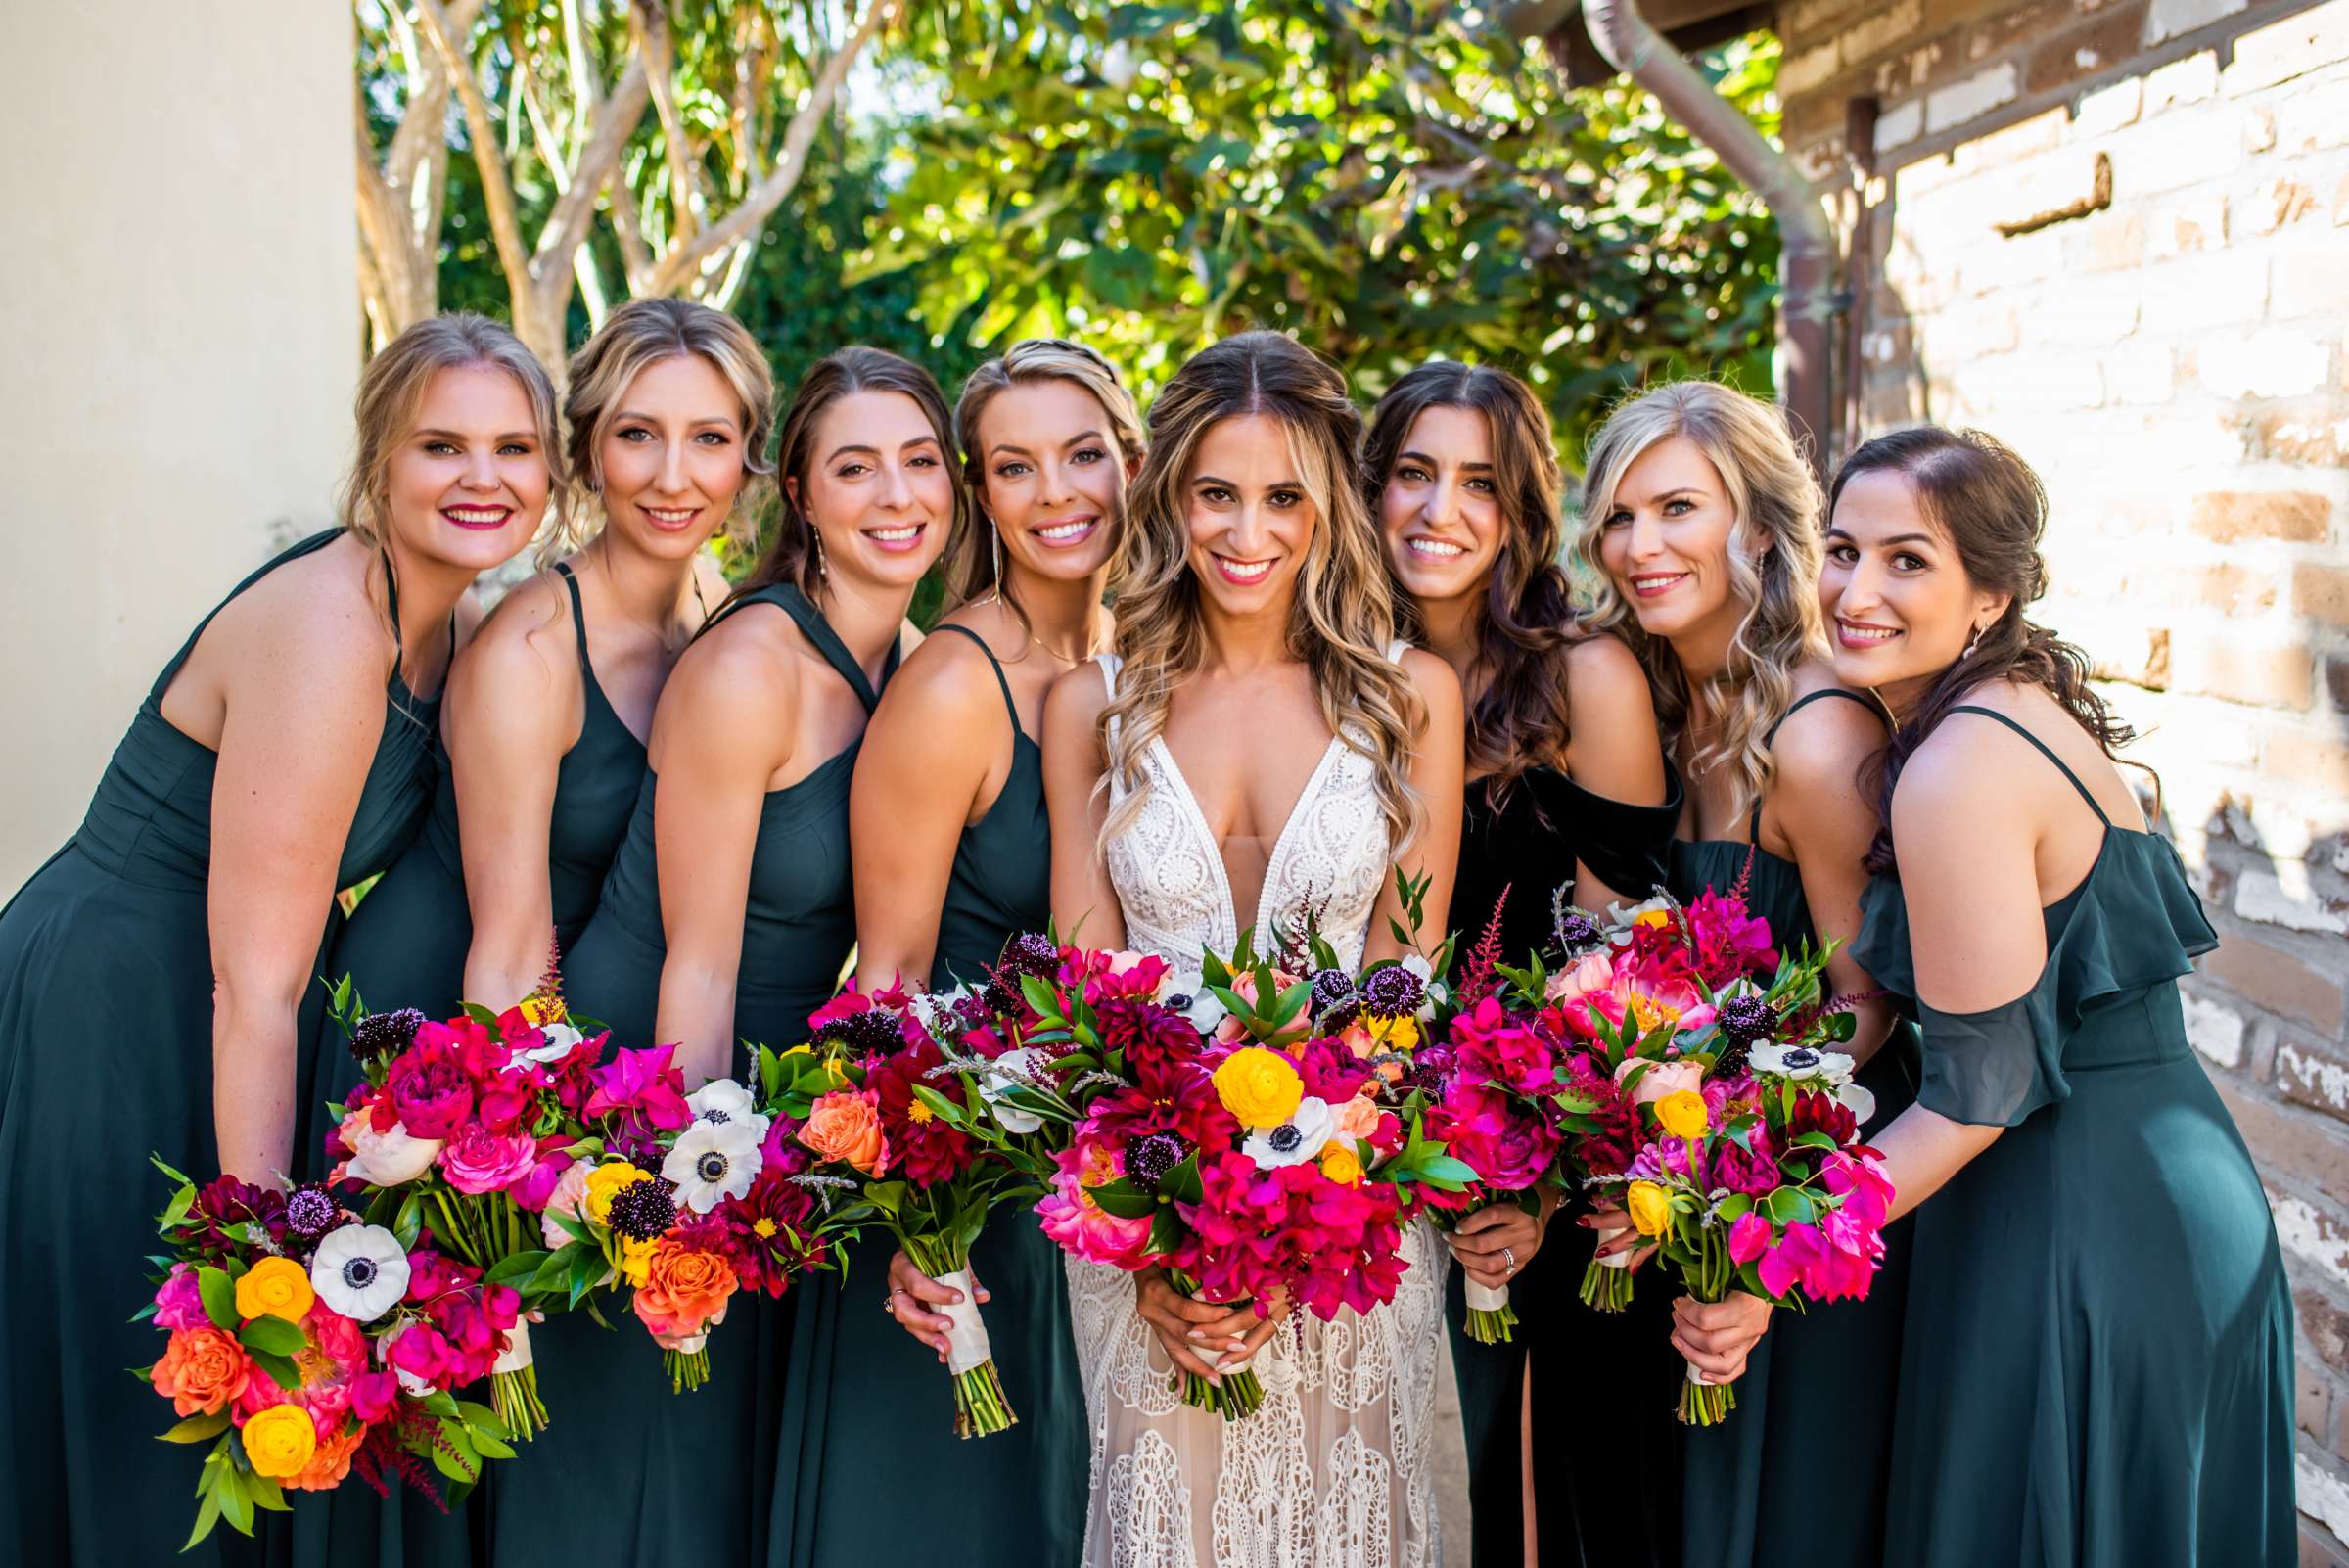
top-left (1363, 361), bottom-right (1575, 804)
top-left (1100, 331), bottom-right (1422, 853)
top-left (1572, 381), bottom-right (1825, 819)
top-left (1833, 426), bottom-right (2137, 875)
top-left (726, 345), bottom-right (963, 607)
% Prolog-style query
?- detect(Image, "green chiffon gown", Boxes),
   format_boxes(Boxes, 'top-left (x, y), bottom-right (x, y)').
top-left (310, 561), bottom-right (646, 1095)
top-left (1852, 707), bottom-right (2294, 1568)
top-left (1447, 762), bottom-right (1683, 1568)
top-left (296, 560), bottom-right (648, 1568)
top-left (0, 530), bottom-right (444, 1567)
top-left (1668, 687), bottom-right (1918, 1568)
top-left (490, 582), bottom-right (892, 1568)
top-left (778, 621), bottom-right (1085, 1568)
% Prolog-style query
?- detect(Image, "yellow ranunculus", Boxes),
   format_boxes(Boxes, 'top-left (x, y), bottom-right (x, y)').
top-left (1627, 1180), bottom-right (1673, 1239)
top-left (1655, 1089), bottom-right (1710, 1141)
top-left (235, 1256), bottom-right (315, 1324)
top-left (241, 1403), bottom-right (318, 1479)
top-left (1318, 1142), bottom-right (1364, 1185)
top-left (584, 1161), bottom-right (650, 1226)
top-left (620, 1234), bottom-right (659, 1288)
top-left (1634, 908), bottom-right (1673, 930)
top-left (1212, 1046), bottom-right (1305, 1130)
top-left (1366, 1014), bottom-right (1420, 1051)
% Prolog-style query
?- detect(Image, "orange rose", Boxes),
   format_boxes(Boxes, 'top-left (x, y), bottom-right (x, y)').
top-left (632, 1239), bottom-right (738, 1339)
top-left (1332, 1093), bottom-right (1383, 1142)
top-left (798, 1090), bottom-right (885, 1176)
top-left (151, 1326), bottom-right (253, 1417)
top-left (283, 1418), bottom-right (367, 1493)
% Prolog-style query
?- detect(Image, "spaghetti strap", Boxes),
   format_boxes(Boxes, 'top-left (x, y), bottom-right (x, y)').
top-left (1749, 687), bottom-right (1882, 844)
top-left (931, 623), bottom-right (1025, 739)
top-left (554, 560), bottom-right (594, 675)
top-left (1950, 705), bottom-right (2112, 825)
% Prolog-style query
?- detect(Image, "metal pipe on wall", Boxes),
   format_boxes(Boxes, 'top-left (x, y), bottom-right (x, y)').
top-left (1501, 0), bottom-right (1842, 474)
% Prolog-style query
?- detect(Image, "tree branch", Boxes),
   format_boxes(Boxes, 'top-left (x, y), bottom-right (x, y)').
top-left (415, 0), bottom-right (530, 303)
top-left (647, 0), bottom-right (895, 297)
top-left (532, 50), bottom-right (650, 276)
top-left (636, 0), bottom-right (706, 246)
top-left (384, 0), bottom-right (484, 194)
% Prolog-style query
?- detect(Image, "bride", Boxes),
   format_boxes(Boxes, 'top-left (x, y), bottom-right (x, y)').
top-left (1041, 331), bottom-right (1465, 1568)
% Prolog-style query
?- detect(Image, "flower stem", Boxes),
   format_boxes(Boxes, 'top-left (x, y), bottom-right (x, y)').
top-left (665, 1348), bottom-right (710, 1393)
top-left (490, 1367), bottom-right (548, 1437)
top-left (1579, 1254), bottom-right (1635, 1312)
top-left (1463, 1303), bottom-right (1518, 1345)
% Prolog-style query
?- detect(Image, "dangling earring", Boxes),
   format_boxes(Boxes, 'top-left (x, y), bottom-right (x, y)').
top-left (811, 524), bottom-right (829, 581)
top-left (986, 518), bottom-right (1004, 606)
top-left (1962, 624), bottom-right (1983, 660)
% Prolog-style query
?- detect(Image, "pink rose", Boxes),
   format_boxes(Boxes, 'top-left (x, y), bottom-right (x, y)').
top-left (1331, 1092), bottom-right (1383, 1142)
top-left (335, 1105), bottom-right (442, 1186)
top-left (437, 1123), bottom-right (538, 1195)
top-left (1617, 1055), bottom-right (1706, 1107)
top-left (537, 1160), bottom-right (594, 1248)
top-left (153, 1264), bottom-right (210, 1331)
top-left (1212, 968), bottom-right (1304, 1044)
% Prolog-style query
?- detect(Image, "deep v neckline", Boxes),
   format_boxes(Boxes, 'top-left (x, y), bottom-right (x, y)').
top-left (1147, 729), bottom-right (1348, 940)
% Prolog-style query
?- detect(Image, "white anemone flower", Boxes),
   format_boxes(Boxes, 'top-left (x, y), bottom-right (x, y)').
top-left (1837, 1081), bottom-right (1878, 1127)
top-left (512, 1019), bottom-right (586, 1067)
top-left (1242, 1095), bottom-right (1337, 1170)
top-left (309, 1223), bottom-right (412, 1322)
top-left (1748, 1042), bottom-right (1857, 1087)
top-left (1165, 968), bottom-right (1228, 1034)
top-left (913, 986), bottom-right (975, 1038)
top-left (663, 1118), bottom-right (764, 1213)
top-left (978, 1046), bottom-right (1050, 1134)
top-left (686, 1078), bottom-right (772, 1141)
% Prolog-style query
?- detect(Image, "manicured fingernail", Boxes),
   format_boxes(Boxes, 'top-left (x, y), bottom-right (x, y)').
top-left (1186, 1328), bottom-right (1206, 1340)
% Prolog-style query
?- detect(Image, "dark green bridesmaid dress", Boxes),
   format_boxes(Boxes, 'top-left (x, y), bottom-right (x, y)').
top-left (1448, 763), bottom-right (1683, 1568)
top-left (298, 560), bottom-right (647, 1567)
top-left (490, 581), bottom-right (891, 1568)
top-left (783, 621), bottom-right (1085, 1568)
top-left (0, 530), bottom-right (443, 1567)
top-left (312, 560), bottom-right (647, 1097)
top-left (1668, 686), bottom-right (1917, 1568)
top-left (1853, 707), bottom-right (2294, 1568)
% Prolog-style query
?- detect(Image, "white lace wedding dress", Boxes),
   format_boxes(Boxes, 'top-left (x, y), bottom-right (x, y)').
top-left (1071, 652), bottom-right (1444, 1568)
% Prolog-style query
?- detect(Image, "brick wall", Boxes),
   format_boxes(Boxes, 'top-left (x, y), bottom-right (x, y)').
top-left (1772, 0), bottom-right (2349, 1557)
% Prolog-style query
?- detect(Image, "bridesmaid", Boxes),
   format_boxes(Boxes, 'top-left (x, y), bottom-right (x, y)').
top-left (1824, 428), bottom-right (2293, 1566)
top-left (1575, 381), bottom-right (1914, 1568)
top-left (496, 346), bottom-right (956, 1568)
top-left (1363, 362), bottom-right (1677, 1568)
top-left (302, 299), bottom-right (760, 1566)
top-left (0, 314), bottom-right (556, 1566)
top-left (314, 296), bottom-right (754, 1070)
top-left (855, 340), bottom-right (1144, 1565)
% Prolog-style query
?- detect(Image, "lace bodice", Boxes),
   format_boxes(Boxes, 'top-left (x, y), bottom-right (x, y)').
top-left (1096, 651), bottom-right (1398, 970)
top-left (1078, 647), bottom-right (1441, 1568)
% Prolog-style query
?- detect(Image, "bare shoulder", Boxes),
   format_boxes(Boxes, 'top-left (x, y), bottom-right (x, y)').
top-left (1397, 644), bottom-right (1463, 709)
top-left (873, 619), bottom-right (1001, 731)
top-left (668, 601), bottom-right (798, 720)
top-left (1560, 631), bottom-right (1657, 723)
top-left (454, 571), bottom-right (573, 690)
top-left (1890, 708), bottom-right (2014, 828)
top-left (209, 534), bottom-right (389, 688)
top-left (1772, 666), bottom-right (1887, 786)
top-left (1042, 660), bottom-right (1113, 751)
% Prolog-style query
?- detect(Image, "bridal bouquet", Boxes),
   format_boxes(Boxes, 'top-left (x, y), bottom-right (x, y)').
top-left (324, 963), bottom-right (622, 1433)
top-left (137, 1163), bottom-right (520, 1547)
top-left (974, 911), bottom-right (1477, 1419)
top-left (1541, 886), bottom-right (1894, 1424)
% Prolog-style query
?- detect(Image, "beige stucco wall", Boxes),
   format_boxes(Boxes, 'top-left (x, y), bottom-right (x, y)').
top-left (0, 2), bottom-right (359, 887)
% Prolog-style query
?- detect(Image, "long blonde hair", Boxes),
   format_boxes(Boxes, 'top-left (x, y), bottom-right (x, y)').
top-left (1100, 330), bottom-right (1421, 853)
top-left (1572, 381), bottom-right (1824, 818)
top-left (339, 313), bottom-right (564, 555)
top-left (947, 339), bottom-right (1146, 621)
top-left (552, 297), bottom-right (777, 563)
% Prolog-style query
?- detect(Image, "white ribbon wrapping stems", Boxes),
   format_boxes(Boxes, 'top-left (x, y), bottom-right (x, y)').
top-left (936, 1269), bottom-right (995, 1376)
top-left (1593, 1223), bottom-right (1632, 1269)
top-left (1462, 1278), bottom-right (1511, 1313)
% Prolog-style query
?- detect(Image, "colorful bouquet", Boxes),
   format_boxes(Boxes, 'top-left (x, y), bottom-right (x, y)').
top-left (325, 961), bottom-right (624, 1432)
top-left (776, 982), bottom-right (1041, 1437)
top-left (138, 1163), bottom-right (520, 1547)
top-left (1537, 886), bottom-right (1894, 1424)
top-left (972, 904), bottom-right (1477, 1420)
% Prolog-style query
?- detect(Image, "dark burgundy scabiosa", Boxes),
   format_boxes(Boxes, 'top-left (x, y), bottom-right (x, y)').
top-left (1094, 996), bottom-right (1205, 1076)
top-left (1126, 1130), bottom-right (1191, 1192)
top-left (1714, 993), bottom-right (1778, 1076)
top-left (1309, 968), bottom-right (1356, 1016)
top-left (1359, 965), bottom-right (1423, 1019)
top-left (1001, 933), bottom-right (1062, 980)
top-left (284, 1183), bottom-right (340, 1243)
top-left (350, 1006), bottom-right (426, 1064)
top-left (814, 1005), bottom-right (907, 1059)
top-left (606, 1178), bottom-right (679, 1242)
top-left (1553, 911), bottom-right (1605, 956)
